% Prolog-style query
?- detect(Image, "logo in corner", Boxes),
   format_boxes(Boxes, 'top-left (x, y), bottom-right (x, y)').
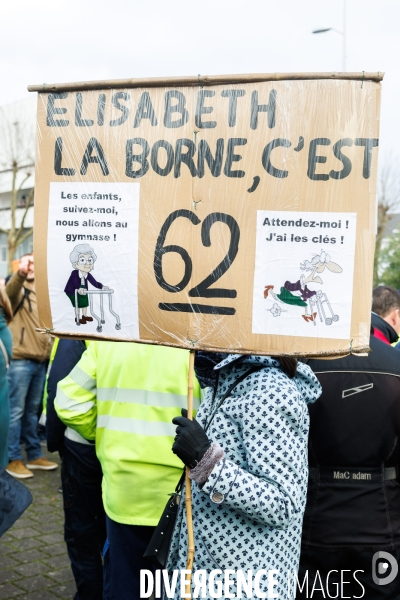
top-left (372, 551), bottom-right (398, 586)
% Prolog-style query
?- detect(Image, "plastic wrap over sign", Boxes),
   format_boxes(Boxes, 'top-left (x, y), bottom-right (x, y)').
top-left (33, 75), bottom-right (381, 356)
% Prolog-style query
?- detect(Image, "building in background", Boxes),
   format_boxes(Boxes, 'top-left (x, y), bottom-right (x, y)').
top-left (0, 97), bottom-right (36, 278)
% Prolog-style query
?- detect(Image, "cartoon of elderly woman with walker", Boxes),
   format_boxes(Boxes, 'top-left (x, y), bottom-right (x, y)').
top-left (64, 243), bottom-right (108, 325)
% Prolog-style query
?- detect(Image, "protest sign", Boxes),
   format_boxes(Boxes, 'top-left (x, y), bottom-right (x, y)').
top-left (29, 73), bottom-right (382, 356)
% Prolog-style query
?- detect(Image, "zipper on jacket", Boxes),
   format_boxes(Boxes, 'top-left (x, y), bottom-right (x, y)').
top-left (19, 327), bottom-right (25, 345)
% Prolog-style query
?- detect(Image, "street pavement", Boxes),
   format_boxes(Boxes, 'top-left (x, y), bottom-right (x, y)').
top-left (0, 449), bottom-right (77, 599)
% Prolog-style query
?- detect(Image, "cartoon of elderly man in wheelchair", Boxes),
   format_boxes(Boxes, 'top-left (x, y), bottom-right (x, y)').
top-left (264, 249), bottom-right (342, 326)
top-left (64, 243), bottom-right (121, 332)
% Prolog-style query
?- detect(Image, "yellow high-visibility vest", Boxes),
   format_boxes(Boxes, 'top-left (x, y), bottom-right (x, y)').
top-left (55, 341), bottom-right (201, 526)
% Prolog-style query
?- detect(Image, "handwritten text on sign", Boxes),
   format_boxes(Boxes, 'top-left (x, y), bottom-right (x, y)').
top-left (48, 89), bottom-right (378, 186)
top-left (35, 79), bottom-right (380, 355)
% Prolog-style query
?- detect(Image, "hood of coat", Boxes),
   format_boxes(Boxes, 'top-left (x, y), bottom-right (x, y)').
top-left (214, 353), bottom-right (321, 405)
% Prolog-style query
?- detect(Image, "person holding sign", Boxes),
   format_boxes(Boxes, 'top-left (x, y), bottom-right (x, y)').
top-left (169, 354), bottom-right (321, 598)
top-left (64, 243), bottom-right (108, 325)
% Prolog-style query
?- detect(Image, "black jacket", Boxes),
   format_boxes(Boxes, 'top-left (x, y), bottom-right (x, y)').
top-left (46, 339), bottom-right (86, 454)
top-left (302, 334), bottom-right (400, 551)
top-left (371, 311), bottom-right (399, 344)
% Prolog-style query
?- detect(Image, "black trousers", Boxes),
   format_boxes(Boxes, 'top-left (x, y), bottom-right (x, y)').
top-left (62, 440), bottom-right (106, 600)
top-left (298, 548), bottom-right (400, 599)
top-left (103, 517), bottom-right (155, 600)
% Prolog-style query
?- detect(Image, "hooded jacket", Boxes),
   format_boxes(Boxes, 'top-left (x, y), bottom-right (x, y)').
top-left (166, 354), bottom-right (321, 599)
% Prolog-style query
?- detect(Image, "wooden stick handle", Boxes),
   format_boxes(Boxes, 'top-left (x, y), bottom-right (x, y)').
top-left (185, 349), bottom-right (195, 598)
top-left (27, 71), bottom-right (384, 93)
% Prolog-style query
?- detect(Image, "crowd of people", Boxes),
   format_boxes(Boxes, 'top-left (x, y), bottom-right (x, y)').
top-left (1, 252), bottom-right (400, 599)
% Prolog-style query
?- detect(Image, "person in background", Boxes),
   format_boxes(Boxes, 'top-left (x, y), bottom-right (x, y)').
top-left (0, 288), bottom-right (13, 468)
top-left (371, 285), bottom-right (400, 345)
top-left (5, 254), bottom-right (56, 478)
top-left (55, 342), bottom-right (201, 600)
top-left (298, 325), bottom-right (400, 599)
top-left (46, 338), bottom-right (106, 600)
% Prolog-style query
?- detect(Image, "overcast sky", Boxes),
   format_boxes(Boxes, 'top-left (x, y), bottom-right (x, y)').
top-left (1, 0), bottom-right (398, 161)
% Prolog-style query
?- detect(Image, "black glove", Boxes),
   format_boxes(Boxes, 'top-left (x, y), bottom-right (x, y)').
top-left (172, 409), bottom-right (211, 469)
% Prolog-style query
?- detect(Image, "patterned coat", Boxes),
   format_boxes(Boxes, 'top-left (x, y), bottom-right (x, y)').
top-left (166, 354), bottom-right (321, 599)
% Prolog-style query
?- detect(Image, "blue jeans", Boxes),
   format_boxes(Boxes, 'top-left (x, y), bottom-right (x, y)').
top-left (7, 359), bottom-right (46, 462)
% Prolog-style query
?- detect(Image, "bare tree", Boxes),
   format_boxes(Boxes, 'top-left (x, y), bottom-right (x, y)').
top-left (374, 158), bottom-right (400, 284)
top-left (0, 103), bottom-right (35, 273)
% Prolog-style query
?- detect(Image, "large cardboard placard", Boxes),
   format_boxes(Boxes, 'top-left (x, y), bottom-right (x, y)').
top-left (32, 74), bottom-right (381, 356)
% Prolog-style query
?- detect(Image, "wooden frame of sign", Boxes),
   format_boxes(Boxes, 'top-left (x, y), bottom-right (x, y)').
top-left (29, 72), bottom-right (383, 357)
